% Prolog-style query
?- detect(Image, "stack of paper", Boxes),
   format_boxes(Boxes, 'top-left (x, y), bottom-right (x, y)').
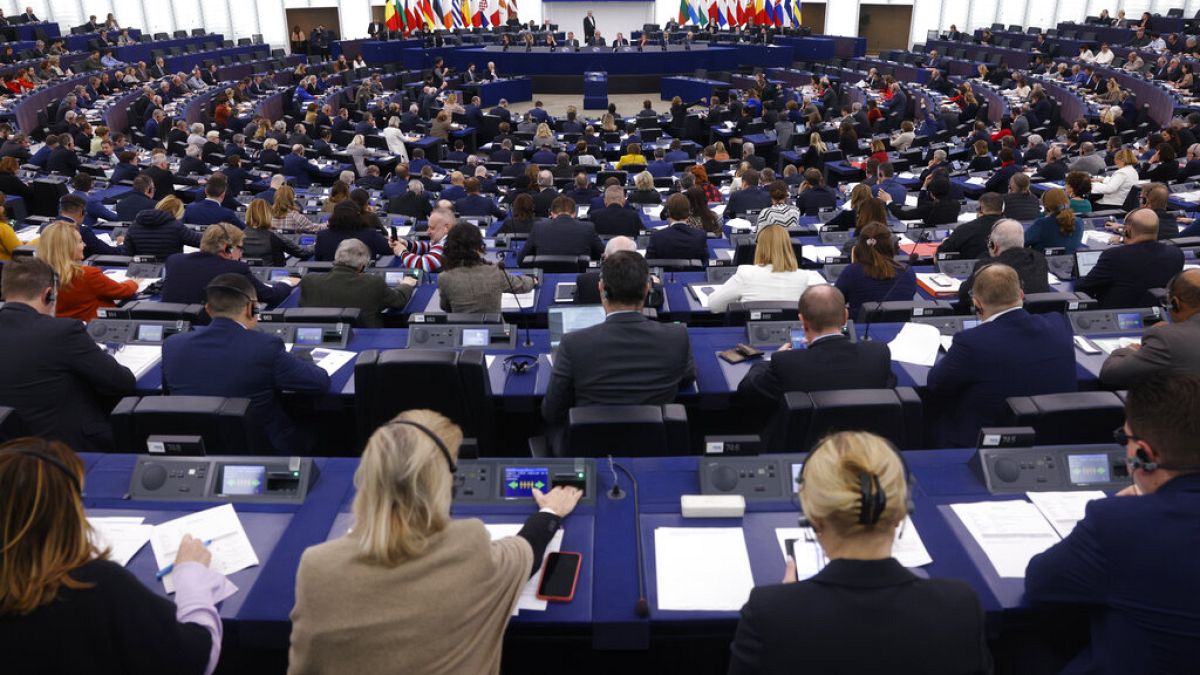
top-left (501, 291), bottom-right (536, 311)
top-left (916, 272), bottom-right (962, 297)
top-left (149, 504), bottom-right (259, 593)
top-left (485, 523), bottom-right (565, 615)
top-left (887, 322), bottom-right (942, 367)
top-left (800, 245), bottom-right (843, 263)
top-left (308, 348), bottom-right (356, 376)
top-left (1082, 230), bottom-right (1115, 247)
top-left (655, 527), bottom-right (755, 611)
top-left (104, 269), bottom-right (159, 292)
top-left (949, 501), bottom-right (1061, 577)
top-left (1026, 491), bottom-right (1105, 538)
top-left (15, 225), bottom-right (40, 243)
top-left (110, 344), bottom-right (162, 380)
top-left (964, 177), bottom-right (987, 186)
top-left (88, 516), bottom-right (153, 566)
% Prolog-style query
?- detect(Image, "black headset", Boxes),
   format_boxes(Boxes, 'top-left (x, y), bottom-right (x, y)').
top-left (218, 222), bottom-right (238, 256)
top-left (1116, 426), bottom-right (1200, 474)
top-left (1162, 272), bottom-right (1181, 314)
top-left (796, 436), bottom-right (915, 528)
top-left (45, 269), bottom-right (59, 306)
top-left (2, 447), bottom-right (81, 494)
top-left (387, 419), bottom-right (457, 474)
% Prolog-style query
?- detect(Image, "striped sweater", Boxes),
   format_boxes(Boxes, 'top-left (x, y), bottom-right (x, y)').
top-left (400, 237), bottom-right (446, 272)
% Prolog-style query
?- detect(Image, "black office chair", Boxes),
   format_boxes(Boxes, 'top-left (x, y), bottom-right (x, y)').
top-left (121, 301), bottom-right (210, 325)
top-left (1000, 391), bottom-right (1126, 444)
top-left (521, 254), bottom-right (590, 273)
top-left (645, 258), bottom-right (704, 272)
top-left (724, 301), bottom-right (799, 326)
top-left (534, 404), bottom-right (689, 457)
top-left (110, 396), bottom-right (266, 454)
top-left (0, 406), bottom-right (30, 441)
top-left (767, 388), bottom-right (923, 452)
top-left (1023, 291), bottom-right (1096, 314)
top-left (261, 307), bottom-right (362, 325)
top-left (353, 348), bottom-right (494, 452)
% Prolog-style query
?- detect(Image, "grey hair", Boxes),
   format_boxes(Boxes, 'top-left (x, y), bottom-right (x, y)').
top-left (408, 179), bottom-right (424, 195)
top-left (270, 174), bottom-right (286, 187)
top-left (185, 144), bottom-right (201, 158)
top-left (537, 170), bottom-right (553, 188)
top-left (190, 123), bottom-right (204, 134)
top-left (1027, 134), bottom-right (1043, 146)
top-left (604, 235), bottom-right (638, 257)
top-left (933, 149), bottom-right (947, 161)
top-left (988, 218), bottom-right (1025, 252)
top-left (334, 238), bottom-right (372, 269)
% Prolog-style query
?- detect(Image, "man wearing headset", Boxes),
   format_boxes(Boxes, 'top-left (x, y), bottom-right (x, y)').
top-left (1076, 208), bottom-right (1183, 309)
top-left (0, 257), bottom-right (135, 450)
top-left (956, 218), bottom-right (1050, 310)
top-left (1100, 269), bottom-right (1200, 388)
top-left (162, 273), bottom-right (330, 453)
top-left (161, 223), bottom-right (297, 307)
top-left (927, 263), bottom-right (1076, 447)
top-left (1026, 373), bottom-right (1200, 674)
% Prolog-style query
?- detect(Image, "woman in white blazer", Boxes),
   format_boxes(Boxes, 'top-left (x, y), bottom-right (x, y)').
top-left (382, 117), bottom-right (411, 163)
top-left (1090, 148), bottom-right (1140, 207)
top-left (708, 224), bottom-right (827, 312)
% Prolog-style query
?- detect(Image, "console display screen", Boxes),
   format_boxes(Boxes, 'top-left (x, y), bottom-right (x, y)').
top-left (269, 269), bottom-right (291, 281)
top-left (1116, 313), bottom-right (1142, 331)
top-left (136, 324), bottom-right (163, 342)
top-left (461, 328), bottom-right (489, 347)
top-left (385, 272), bottom-right (405, 287)
top-left (1067, 454), bottom-right (1111, 485)
top-left (295, 327), bottom-right (323, 346)
top-left (791, 462), bottom-right (804, 489)
top-left (503, 467), bottom-right (549, 499)
top-left (961, 319), bottom-right (980, 331)
top-left (221, 465), bottom-right (266, 495)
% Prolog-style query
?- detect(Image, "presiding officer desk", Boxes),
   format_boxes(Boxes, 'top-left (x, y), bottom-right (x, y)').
top-left (79, 445), bottom-right (1127, 668)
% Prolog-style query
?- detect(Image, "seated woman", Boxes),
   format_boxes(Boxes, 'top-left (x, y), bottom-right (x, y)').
top-left (1025, 188), bottom-right (1083, 253)
top-left (497, 193), bottom-right (540, 235)
top-left (728, 431), bottom-right (990, 674)
top-left (438, 222), bottom-right (537, 313)
top-left (756, 181), bottom-right (801, 231)
top-left (685, 186), bottom-right (722, 234)
top-left (270, 185), bottom-right (321, 233)
top-left (0, 193), bottom-right (26, 260)
top-left (36, 221), bottom-right (138, 322)
top-left (0, 157), bottom-right (33, 202)
top-left (708, 224), bottom-right (826, 312)
top-left (288, 410), bottom-right (582, 673)
top-left (125, 195), bottom-right (202, 258)
top-left (242, 199), bottom-right (313, 267)
top-left (627, 170), bottom-right (661, 205)
top-left (825, 183), bottom-right (872, 231)
top-left (1065, 171), bottom-right (1093, 214)
top-left (835, 221), bottom-right (917, 317)
top-left (315, 201), bottom-right (401, 261)
top-left (1, 438), bottom-right (229, 674)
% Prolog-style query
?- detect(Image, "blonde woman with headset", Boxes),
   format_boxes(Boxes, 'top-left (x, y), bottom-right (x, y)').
top-left (36, 221), bottom-right (138, 322)
top-left (289, 410), bottom-right (582, 675)
top-left (728, 431), bottom-right (991, 674)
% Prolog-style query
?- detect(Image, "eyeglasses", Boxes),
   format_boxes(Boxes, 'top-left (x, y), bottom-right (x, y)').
top-left (1112, 426), bottom-right (1144, 447)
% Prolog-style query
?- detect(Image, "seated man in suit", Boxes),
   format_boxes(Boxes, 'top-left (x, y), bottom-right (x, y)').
top-left (162, 273), bottom-right (330, 454)
top-left (927, 264), bottom-right (1077, 447)
top-left (575, 236), bottom-right (637, 304)
top-left (454, 178), bottom-right (504, 218)
top-left (738, 285), bottom-right (895, 404)
top-left (161, 223), bottom-right (298, 307)
top-left (956, 219), bottom-right (1050, 308)
top-left (282, 143), bottom-right (322, 188)
top-left (1076, 209), bottom-right (1184, 309)
top-left (1026, 373), bottom-right (1200, 675)
top-left (939, 192), bottom-right (1005, 261)
top-left (725, 169), bottom-right (773, 219)
top-left (0, 258), bottom-right (135, 451)
top-left (795, 169), bottom-right (838, 216)
top-left (299, 239), bottom-right (416, 328)
top-left (531, 170), bottom-right (560, 217)
top-left (183, 174), bottom-right (246, 229)
top-left (590, 185), bottom-right (642, 237)
top-left (647, 193), bottom-right (707, 261)
top-left (1101, 269), bottom-right (1200, 388)
top-left (542, 250), bottom-right (695, 428)
top-left (114, 175), bottom-right (156, 222)
top-left (517, 196), bottom-right (604, 266)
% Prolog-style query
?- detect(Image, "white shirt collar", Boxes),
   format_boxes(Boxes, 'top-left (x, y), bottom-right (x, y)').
top-left (982, 306), bottom-right (1022, 324)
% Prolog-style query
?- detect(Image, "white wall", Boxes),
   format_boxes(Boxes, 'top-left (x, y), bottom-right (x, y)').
top-left (542, 4), bottom-right (657, 41)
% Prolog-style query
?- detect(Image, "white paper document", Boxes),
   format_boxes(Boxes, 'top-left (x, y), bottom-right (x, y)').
top-left (1026, 491), bottom-right (1106, 538)
top-left (654, 527), bottom-right (755, 611)
top-left (88, 516), bottom-right (152, 566)
top-left (1091, 337), bottom-right (1141, 355)
top-left (903, 194), bottom-right (919, 208)
top-left (149, 504), bottom-right (259, 593)
top-left (501, 291), bottom-right (536, 311)
top-left (949, 501), bottom-right (1061, 578)
top-left (688, 283), bottom-right (720, 308)
top-left (485, 523), bottom-right (565, 615)
top-left (964, 177), bottom-right (987, 186)
top-left (308, 348), bottom-right (356, 376)
top-left (774, 516), bottom-right (932, 578)
top-left (887, 322), bottom-right (942, 367)
top-left (109, 344), bottom-right (162, 380)
top-left (15, 225), bottom-right (40, 243)
top-left (800, 245), bottom-right (843, 262)
top-left (1082, 230), bottom-right (1114, 247)
top-left (103, 269), bottom-right (158, 292)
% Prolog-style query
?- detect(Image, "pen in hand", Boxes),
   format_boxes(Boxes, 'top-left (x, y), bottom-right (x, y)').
top-left (155, 537), bottom-right (212, 579)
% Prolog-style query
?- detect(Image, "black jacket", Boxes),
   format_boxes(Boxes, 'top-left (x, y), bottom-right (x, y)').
top-left (243, 228), bottom-right (312, 267)
top-left (1075, 241), bottom-right (1185, 309)
top-left (115, 191), bottom-right (157, 221)
top-left (0, 303), bottom-right (136, 450)
top-left (589, 204), bottom-right (643, 237)
top-left (517, 216), bottom-right (604, 266)
top-left (124, 209), bottom-right (202, 258)
top-left (938, 213), bottom-right (1002, 261)
top-left (647, 221), bottom-right (707, 261)
top-left (958, 247), bottom-right (1051, 306)
top-left (738, 333), bottom-right (895, 403)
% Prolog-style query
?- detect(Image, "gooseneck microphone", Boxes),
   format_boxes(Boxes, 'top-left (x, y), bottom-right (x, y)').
top-left (607, 456), bottom-right (648, 618)
top-left (497, 259), bottom-right (534, 347)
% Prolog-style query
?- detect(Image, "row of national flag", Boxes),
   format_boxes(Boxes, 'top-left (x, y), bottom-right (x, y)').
top-left (678, 0), bottom-right (803, 27)
top-left (384, 0), bottom-right (511, 33)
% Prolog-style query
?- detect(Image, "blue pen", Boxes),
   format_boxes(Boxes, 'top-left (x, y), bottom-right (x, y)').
top-left (155, 539), bottom-right (212, 579)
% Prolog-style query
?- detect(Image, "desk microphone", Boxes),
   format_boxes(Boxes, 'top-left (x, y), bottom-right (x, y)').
top-left (497, 260), bottom-right (534, 347)
top-left (607, 456), bottom-right (648, 618)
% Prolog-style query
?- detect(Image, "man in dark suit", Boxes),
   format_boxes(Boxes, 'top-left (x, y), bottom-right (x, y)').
top-left (647, 193), bottom-right (707, 261)
top-left (299, 239), bottom-right (416, 328)
top-left (518, 196), bottom-right (604, 266)
top-left (739, 285), bottom-right (895, 405)
top-left (488, 99), bottom-right (512, 124)
top-left (183, 175), bottom-right (246, 229)
top-left (983, 147), bottom-right (1022, 193)
top-left (927, 264), bottom-right (1076, 446)
top-left (1026, 373), bottom-right (1200, 675)
top-left (162, 273), bottom-right (329, 454)
top-left (589, 186), bottom-right (642, 237)
top-left (956, 219), bottom-right (1050, 307)
top-left (110, 150), bottom-right (141, 184)
top-left (160, 223), bottom-right (297, 307)
top-left (46, 134), bottom-right (81, 176)
top-left (115, 175), bottom-right (157, 222)
top-left (141, 152), bottom-right (177, 205)
top-left (454, 178), bottom-right (505, 218)
top-left (725, 169), bottom-right (773, 219)
top-left (939, 192), bottom-right (1004, 261)
top-left (582, 11), bottom-right (596, 44)
top-left (282, 144), bottom-right (322, 188)
top-left (1076, 209), bottom-right (1184, 309)
top-left (530, 170), bottom-right (561, 217)
top-left (542, 250), bottom-right (694, 428)
top-left (1100, 269), bottom-right (1200, 388)
top-left (0, 258), bottom-right (135, 451)
top-left (367, 21), bottom-right (387, 40)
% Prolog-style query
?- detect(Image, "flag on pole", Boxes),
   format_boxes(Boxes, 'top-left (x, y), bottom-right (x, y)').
top-left (472, 0), bottom-right (483, 27)
top-left (697, 0), bottom-right (708, 26)
top-left (708, 0), bottom-right (720, 26)
top-left (385, 0), bottom-right (401, 30)
top-left (489, 0), bottom-right (503, 27)
top-left (792, 0), bottom-right (801, 25)
top-left (679, 0), bottom-right (689, 24)
top-left (685, 0), bottom-right (699, 25)
top-left (772, 0), bottom-right (782, 26)
top-left (432, 0), bottom-right (448, 29)
top-left (716, 0), bottom-right (727, 27)
top-left (754, 0), bottom-right (765, 25)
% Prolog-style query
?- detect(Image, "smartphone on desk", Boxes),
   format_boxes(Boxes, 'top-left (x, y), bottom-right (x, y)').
top-left (537, 551), bottom-right (581, 602)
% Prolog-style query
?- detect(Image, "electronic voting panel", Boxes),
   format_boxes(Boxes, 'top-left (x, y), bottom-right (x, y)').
top-left (1068, 307), bottom-right (1163, 335)
top-left (128, 455), bottom-right (319, 504)
top-left (88, 319), bottom-right (190, 344)
top-left (453, 459), bottom-right (595, 504)
top-left (970, 443), bottom-right (1132, 494)
top-left (257, 323), bottom-right (352, 349)
top-left (698, 454), bottom-right (807, 501)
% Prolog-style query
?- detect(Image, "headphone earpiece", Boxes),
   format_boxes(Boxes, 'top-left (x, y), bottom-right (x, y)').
top-left (796, 437), bottom-right (915, 528)
top-left (45, 270), bottom-right (59, 306)
top-left (386, 419), bottom-right (458, 496)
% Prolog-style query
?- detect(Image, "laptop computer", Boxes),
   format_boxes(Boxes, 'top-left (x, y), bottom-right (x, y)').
top-left (548, 305), bottom-right (607, 348)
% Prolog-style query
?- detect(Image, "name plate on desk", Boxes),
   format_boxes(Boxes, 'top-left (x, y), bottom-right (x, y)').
top-left (969, 444), bottom-right (1131, 494)
top-left (453, 459), bottom-right (595, 504)
top-left (129, 455), bottom-right (319, 504)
